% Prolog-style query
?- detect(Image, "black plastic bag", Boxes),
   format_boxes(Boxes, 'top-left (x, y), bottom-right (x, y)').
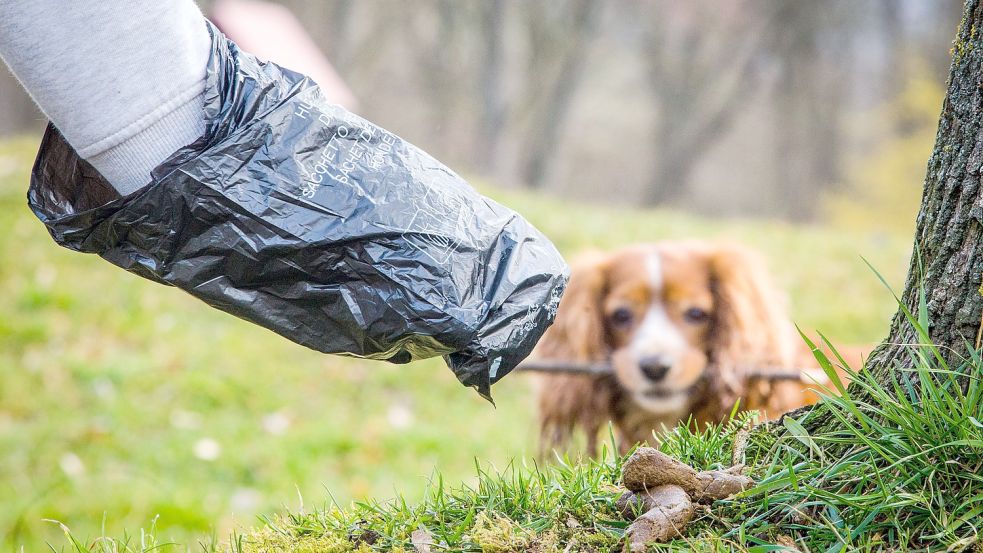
top-left (27, 22), bottom-right (568, 400)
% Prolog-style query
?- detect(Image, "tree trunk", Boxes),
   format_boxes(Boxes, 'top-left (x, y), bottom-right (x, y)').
top-left (769, 1), bottom-right (847, 221)
top-left (326, 0), bottom-right (355, 73)
top-left (643, 136), bottom-right (698, 206)
top-left (878, 0), bottom-right (906, 99)
top-left (476, 0), bottom-right (506, 175)
top-left (805, 0), bottom-right (983, 431)
top-left (520, 0), bottom-right (600, 189)
top-left (639, 2), bottom-right (774, 206)
top-left (419, 0), bottom-right (462, 157)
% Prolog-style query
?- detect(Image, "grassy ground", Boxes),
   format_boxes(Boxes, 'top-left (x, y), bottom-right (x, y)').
top-left (221, 294), bottom-right (983, 553)
top-left (229, 335), bottom-right (983, 553)
top-left (57, 334), bottom-right (983, 552)
top-left (0, 136), bottom-right (913, 551)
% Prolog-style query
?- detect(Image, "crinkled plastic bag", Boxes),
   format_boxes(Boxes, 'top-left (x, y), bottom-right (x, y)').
top-left (27, 23), bottom-right (568, 400)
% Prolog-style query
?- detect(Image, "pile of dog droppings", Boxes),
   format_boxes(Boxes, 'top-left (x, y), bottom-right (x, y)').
top-left (618, 448), bottom-right (754, 550)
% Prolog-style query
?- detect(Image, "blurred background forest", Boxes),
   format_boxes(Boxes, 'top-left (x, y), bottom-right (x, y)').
top-left (0, 0), bottom-right (962, 223)
top-left (0, 0), bottom-right (964, 549)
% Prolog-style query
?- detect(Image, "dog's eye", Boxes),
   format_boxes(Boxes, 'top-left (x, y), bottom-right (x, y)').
top-left (684, 307), bottom-right (709, 324)
top-left (610, 307), bottom-right (634, 327)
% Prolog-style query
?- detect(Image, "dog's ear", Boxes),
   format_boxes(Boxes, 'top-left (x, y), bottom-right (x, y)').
top-left (708, 244), bottom-right (797, 371)
top-left (536, 252), bottom-right (610, 362)
top-left (535, 252), bottom-right (611, 457)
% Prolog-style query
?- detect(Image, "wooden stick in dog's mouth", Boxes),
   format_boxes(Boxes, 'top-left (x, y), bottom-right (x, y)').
top-left (514, 360), bottom-right (830, 384)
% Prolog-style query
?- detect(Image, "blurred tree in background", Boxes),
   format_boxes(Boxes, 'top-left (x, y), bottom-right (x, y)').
top-left (770, 2), bottom-right (851, 220)
top-left (631, 0), bottom-right (776, 206)
top-left (0, 0), bottom-right (963, 221)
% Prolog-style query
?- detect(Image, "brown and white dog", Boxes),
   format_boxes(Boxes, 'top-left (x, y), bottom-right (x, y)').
top-left (534, 241), bottom-right (861, 455)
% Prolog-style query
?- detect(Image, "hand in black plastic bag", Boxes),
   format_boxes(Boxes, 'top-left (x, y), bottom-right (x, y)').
top-left (28, 22), bottom-right (569, 400)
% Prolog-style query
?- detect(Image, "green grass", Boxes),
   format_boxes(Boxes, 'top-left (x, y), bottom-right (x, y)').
top-left (0, 135), bottom-right (917, 551)
top-left (711, 300), bottom-right (983, 552)
top-left (195, 300), bottom-right (983, 552)
top-left (57, 330), bottom-right (982, 552)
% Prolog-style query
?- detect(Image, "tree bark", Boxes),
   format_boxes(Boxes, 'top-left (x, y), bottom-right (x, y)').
top-left (804, 0), bottom-right (983, 432)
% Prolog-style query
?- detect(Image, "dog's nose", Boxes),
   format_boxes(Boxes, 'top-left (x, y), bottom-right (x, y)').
top-left (639, 356), bottom-right (671, 382)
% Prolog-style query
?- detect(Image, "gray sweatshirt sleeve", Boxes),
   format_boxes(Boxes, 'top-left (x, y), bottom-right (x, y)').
top-left (0, 1), bottom-right (211, 194)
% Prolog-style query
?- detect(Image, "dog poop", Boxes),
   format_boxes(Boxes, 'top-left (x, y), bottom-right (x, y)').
top-left (621, 447), bottom-right (753, 503)
top-left (692, 467), bottom-right (755, 503)
top-left (619, 447), bottom-right (755, 549)
top-left (624, 485), bottom-right (695, 548)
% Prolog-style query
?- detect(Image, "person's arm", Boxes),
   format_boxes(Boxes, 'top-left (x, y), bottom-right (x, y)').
top-left (0, 1), bottom-right (210, 194)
